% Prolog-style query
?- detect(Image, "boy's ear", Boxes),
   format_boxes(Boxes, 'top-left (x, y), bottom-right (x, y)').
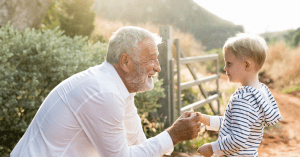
top-left (119, 53), bottom-right (131, 73)
top-left (245, 60), bottom-right (251, 71)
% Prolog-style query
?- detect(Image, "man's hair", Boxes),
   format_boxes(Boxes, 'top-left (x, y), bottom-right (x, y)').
top-left (106, 26), bottom-right (162, 64)
top-left (223, 33), bottom-right (268, 70)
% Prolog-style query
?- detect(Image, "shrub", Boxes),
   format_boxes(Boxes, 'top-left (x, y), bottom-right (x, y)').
top-left (262, 41), bottom-right (300, 86)
top-left (0, 22), bottom-right (106, 155)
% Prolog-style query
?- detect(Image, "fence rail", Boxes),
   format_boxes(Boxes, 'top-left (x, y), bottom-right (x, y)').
top-left (174, 38), bottom-right (220, 119)
top-left (180, 54), bottom-right (218, 64)
top-left (158, 26), bottom-right (220, 126)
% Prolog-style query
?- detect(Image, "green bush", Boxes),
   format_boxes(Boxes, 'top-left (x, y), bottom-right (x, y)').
top-left (0, 22), bottom-right (166, 155)
top-left (135, 77), bottom-right (165, 138)
top-left (0, 22), bottom-right (106, 155)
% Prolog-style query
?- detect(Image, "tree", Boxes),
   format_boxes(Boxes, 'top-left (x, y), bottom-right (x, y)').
top-left (58, 0), bottom-right (95, 38)
top-left (292, 31), bottom-right (300, 47)
top-left (0, 0), bottom-right (53, 30)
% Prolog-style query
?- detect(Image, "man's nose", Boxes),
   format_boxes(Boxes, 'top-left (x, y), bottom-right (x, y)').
top-left (154, 60), bottom-right (161, 72)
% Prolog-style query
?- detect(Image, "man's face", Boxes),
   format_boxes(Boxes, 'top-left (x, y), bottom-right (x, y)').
top-left (126, 39), bottom-right (161, 92)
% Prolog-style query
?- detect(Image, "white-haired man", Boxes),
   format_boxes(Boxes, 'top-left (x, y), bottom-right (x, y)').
top-left (11, 26), bottom-right (201, 157)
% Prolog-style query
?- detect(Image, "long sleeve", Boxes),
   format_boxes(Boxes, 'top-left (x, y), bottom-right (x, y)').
top-left (75, 92), bottom-right (174, 157)
top-left (211, 98), bottom-right (258, 156)
top-left (205, 116), bottom-right (224, 131)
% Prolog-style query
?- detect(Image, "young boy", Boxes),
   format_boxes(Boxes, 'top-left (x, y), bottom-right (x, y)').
top-left (197, 33), bottom-right (282, 157)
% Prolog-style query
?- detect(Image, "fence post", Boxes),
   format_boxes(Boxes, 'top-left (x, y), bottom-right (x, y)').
top-left (158, 26), bottom-right (172, 127)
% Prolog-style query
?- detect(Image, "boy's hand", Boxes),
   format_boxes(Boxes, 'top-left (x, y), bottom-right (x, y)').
top-left (197, 143), bottom-right (213, 157)
top-left (195, 112), bottom-right (210, 126)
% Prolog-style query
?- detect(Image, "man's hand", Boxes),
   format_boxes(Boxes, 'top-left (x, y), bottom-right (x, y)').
top-left (167, 111), bottom-right (201, 146)
top-left (197, 143), bottom-right (213, 157)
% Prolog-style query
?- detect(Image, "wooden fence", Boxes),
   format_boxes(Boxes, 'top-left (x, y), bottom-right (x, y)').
top-left (158, 26), bottom-right (220, 126)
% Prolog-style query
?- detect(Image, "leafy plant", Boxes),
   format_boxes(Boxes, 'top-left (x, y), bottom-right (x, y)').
top-left (59, 0), bottom-right (95, 38)
top-left (135, 77), bottom-right (166, 138)
top-left (42, 0), bottom-right (96, 38)
top-left (0, 22), bottom-right (106, 155)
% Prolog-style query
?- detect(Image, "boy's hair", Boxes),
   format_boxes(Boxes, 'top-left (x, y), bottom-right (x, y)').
top-left (223, 33), bottom-right (268, 70)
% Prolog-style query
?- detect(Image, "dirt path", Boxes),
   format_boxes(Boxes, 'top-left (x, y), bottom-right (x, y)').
top-left (258, 90), bottom-right (300, 157)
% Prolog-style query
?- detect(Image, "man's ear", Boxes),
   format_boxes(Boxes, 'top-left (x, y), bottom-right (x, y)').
top-left (245, 60), bottom-right (251, 71)
top-left (119, 53), bottom-right (131, 72)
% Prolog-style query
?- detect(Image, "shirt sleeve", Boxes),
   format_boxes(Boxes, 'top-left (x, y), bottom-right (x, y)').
top-left (75, 92), bottom-right (174, 157)
top-left (211, 98), bottom-right (258, 156)
top-left (205, 115), bottom-right (223, 131)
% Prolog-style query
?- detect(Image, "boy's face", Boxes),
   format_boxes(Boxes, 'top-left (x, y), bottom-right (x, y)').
top-left (223, 50), bottom-right (247, 83)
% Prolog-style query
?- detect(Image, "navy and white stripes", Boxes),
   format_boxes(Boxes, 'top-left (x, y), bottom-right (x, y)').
top-left (211, 83), bottom-right (282, 156)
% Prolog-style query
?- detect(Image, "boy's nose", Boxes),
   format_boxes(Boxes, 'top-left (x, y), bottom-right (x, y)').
top-left (223, 66), bottom-right (228, 72)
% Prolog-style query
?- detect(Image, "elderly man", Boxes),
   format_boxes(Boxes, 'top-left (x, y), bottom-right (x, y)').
top-left (11, 26), bottom-right (201, 157)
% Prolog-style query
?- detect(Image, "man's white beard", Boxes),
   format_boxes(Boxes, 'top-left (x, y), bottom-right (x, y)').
top-left (125, 65), bottom-right (154, 92)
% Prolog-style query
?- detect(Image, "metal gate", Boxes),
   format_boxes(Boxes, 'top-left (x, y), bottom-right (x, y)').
top-left (158, 26), bottom-right (221, 126)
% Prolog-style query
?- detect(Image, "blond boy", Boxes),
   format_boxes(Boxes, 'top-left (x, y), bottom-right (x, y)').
top-left (197, 33), bottom-right (282, 157)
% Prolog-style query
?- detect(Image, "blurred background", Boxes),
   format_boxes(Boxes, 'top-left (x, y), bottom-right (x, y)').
top-left (1, 0), bottom-right (300, 156)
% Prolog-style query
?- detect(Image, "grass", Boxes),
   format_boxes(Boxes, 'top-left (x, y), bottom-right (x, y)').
top-left (92, 16), bottom-right (206, 58)
top-left (261, 41), bottom-right (300, 90)
top-left (281, 86), bottom-right (300, 94)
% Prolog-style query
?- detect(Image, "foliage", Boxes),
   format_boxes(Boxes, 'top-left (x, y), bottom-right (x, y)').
top-left (42, 0), bottom-right (96, 38)
top-left (291, 31), bottom-right (300, 47)
top-left (42, 1), bottom-right (61, 30)
top-left (59, 0), bottom-right (95, 38)
top-left (284, 27), bottom-right (300, 47)
top-left (263, 27), bottom-right (300, 48)
top-left (134, 77), bottom-right (166, 138)
top-left (0, 22), bottom-right (107, 155)
top-left (281, 85), bottom-right (300, 97)
top-left (204, 48), bottom-right (225, 73)
top-left (135, 78), bottom-right (165, 115)
top-left (174, 131), bottom-right (217, 153)
top-left (281, 86), bottom-right (300, 94)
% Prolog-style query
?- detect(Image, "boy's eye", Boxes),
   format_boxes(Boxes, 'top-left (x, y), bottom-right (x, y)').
top-left (226, 62), bottom-right (231, 66)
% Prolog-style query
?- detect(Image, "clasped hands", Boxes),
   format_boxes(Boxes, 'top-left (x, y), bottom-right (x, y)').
top-left (167, 111), bottom-right (214, 157)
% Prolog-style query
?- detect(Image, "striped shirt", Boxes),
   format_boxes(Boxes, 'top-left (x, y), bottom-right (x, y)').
top-left (207, 83), bottom-right (282, 157)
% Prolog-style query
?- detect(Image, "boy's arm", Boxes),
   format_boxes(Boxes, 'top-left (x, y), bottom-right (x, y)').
top-left (196, 113), bottom-right (223, 131)
top-left (211, 98), bottom-right (258, 156)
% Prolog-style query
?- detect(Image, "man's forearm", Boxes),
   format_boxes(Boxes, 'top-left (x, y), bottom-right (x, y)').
top-left (167, 127), bottom-right (181, 146)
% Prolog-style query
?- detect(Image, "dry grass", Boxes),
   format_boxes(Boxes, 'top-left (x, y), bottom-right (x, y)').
top-left (92, 16), bottom-right (206, 57)
top-left (262, 41), bottom-right (300, 87)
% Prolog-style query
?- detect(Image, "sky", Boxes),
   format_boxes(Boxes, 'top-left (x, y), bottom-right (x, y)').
top-left (193, 0), bottom-right (300, 34)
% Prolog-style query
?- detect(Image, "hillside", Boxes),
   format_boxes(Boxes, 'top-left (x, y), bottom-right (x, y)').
top-left (93, 0), bottom-right (244, 50)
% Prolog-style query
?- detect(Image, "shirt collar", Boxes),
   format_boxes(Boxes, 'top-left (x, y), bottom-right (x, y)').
top-left (102, 61), bottom-right (136, 99)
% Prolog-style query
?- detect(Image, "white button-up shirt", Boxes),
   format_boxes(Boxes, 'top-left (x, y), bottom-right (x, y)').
top-left (11, 61), bottom-right (174, 157)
